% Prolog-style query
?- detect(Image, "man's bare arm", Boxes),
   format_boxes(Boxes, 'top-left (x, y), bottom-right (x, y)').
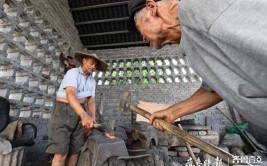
top-left (66, 86), bottom-right (94, 129)
top-left (149, 87), bottom-right (222, 130)
top-left (87, 96), bottom-right (96, 122)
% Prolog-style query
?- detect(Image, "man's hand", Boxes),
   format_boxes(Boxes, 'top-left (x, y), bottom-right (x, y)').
top-left (149, 87), bottom-right (222, 132)
top-left (80, 112), bottom-right (94, 130)
top-left (149, 108), bottom-right (174, 131)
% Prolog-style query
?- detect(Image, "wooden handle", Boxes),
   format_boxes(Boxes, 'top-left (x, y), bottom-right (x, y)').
top-left (128, 104), bottom-right (237, 165)
top-left (178, 124), bottom-right (198, 166)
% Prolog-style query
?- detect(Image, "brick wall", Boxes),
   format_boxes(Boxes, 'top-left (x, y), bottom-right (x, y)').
top-left (31, 0), bottom-right (84, 53)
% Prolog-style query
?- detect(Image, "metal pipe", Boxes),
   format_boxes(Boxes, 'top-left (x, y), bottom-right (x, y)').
top-left (178, 124), bottom-right (198, 166)
top-left (71, 1), bottom-right (128, 11)
top-left (75, 17), bottom-right (128, 25)
top-left (79, 30), bottom-right (129, 37)
top-left (84, 41), bottom-right (147, 49)
top-left (216, 107), bottom-right (260, 152)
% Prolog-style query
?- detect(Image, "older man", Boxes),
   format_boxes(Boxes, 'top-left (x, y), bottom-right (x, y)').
top-left (127, 0), bottom-right (267, 144)
top-left (46, 52), bottom-right (108, 166)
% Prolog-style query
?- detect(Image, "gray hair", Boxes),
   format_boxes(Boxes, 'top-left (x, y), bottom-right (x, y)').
top-left (133, 0), bottom-right (170, 21)
top-left (134, 8), bottom-right (145, 22)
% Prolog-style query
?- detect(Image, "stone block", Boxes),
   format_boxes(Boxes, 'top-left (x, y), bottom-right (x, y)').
top-left (206, 130), bottom-right (219, 136)
top-left (35, 98), bottom-right (45, 105)
top-left (44, 100), bottom-right (54, 107)
top-left (7, 51), bottom-right (21, 62)
top-left (0, 20), bottom-right (13, 34)
top-left (52, 60), bottom-right (60, 68)
top-left (40, 38), bottom-right (48, 45)
top-left (15, 75), bottom-right (29, 84)
top-left (175, 146), bottom-right (187, 152)
top-left (178, 151), bottom-right (189, 157)
top-left (19, 109), bottom-right (32, 118)
top-left (32, 111), bottom-right (42, 118)
top-left (0, 67), bottom-right (16, 77)
top-left (191, 148), bottom-right (201, 154)
top-left (25, 43), bottom-right (37, 52)
top-left (30, 30), bottom-right (40, 38)
top-left (50, 75), bottom-right (58, 82)
top-left (47, 85), bottom-right (55, 95)
top-left (44, 26), bottom-right (53, 34)
top-left (42, 112), bottom-right (51, 119)
top-left (42, 68), bottom-right (51, 76)
top-left (188, 131), bottom-right (198, 136)
top-left (48, 45), bottom-right (55, 51)
top-left (33, 63), bottom-right (42, 73)
top-left (196, 135), bottom-right (220, 146)
top-left (168, 135), bottom-right (185, 147)
top-left (198, 131), bottom-right (207, 136)
top-left (13, 33), bottom-right (27, 46)
top-left (206, 116), bottom-right (220, 132)
top-left (182, 125), bottom-right (211, 131)
top-left (45, 55), bottom-right (53, 65)
top-left (0, 88), bottom-right (9, 98)
top-left (168, 150), bottom-right (177, 157)
top-left (9, 91), bottom-right (24, 101)
top-left (19, 19), bottom-right (30, 29)
top-left (9, 108), bottom-right (20, 117)
top-left (38, 84), bottom-right (48, 91)
top-left (20, 55), bottom-right (33, 67)
top-left (161, 146), bottom-right (169, 152)
top-left (0, 42), bottom-right (8, 52)
top-left (29, 78), bottom-right (39, 87)
top-left (5, 7), bottom-right (21, 17)
top-left (23, 94), bottom-right (36, 103)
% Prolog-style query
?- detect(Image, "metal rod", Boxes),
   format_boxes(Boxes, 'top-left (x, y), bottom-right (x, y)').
top-left (71, 1), bottom-right (128, 11)
top-left (79, 30), bottom-right (129, 37)
top-left (216, 107), bottom-right (259, 152)
top-left (84, 41), bottom-right (147, 49)
top-left (127, 104), bottom-right (238, 165)
top-left (178, 124), bottom-right (198, 166)
top-left (75, 17), bottom-right (128, 25)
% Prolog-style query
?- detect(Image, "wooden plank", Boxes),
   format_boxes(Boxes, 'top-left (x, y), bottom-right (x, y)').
top-left (136, 100), bottom-right (179, 123)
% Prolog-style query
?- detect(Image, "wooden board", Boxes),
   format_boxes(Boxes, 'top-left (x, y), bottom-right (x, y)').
top-left (136, 100), bottom-right (180, 123)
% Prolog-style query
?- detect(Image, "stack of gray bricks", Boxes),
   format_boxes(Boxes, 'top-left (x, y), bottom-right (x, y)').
top-left (0, 0), bottom-right (82, 163)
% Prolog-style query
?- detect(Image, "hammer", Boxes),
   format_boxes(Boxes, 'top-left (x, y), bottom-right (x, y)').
top-left (82, 121), bottom-right (116, 139)
top-left (119, 91), bottom-right (239, 165)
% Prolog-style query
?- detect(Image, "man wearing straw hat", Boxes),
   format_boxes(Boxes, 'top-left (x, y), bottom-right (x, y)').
top-left (46, 51), bottom-right (108, 166)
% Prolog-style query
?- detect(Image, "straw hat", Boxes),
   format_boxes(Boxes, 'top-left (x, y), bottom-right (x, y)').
top-left (74, 51), bottom-right (108, 72)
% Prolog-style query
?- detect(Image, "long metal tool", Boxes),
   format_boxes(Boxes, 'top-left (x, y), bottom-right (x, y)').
top-left (126, 103), bottom-right (235, 165)
top-left (118, 91), bottom-right (250, 165)
top-left (178, 124), bottom-right (198, 166)
top-left (216, 107), bottom-right (259, 153)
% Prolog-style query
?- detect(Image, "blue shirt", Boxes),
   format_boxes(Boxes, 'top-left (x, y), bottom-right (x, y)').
top-left (56, 67), bottom-right (96, 99)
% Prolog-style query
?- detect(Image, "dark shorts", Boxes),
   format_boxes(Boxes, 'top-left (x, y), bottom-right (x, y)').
top-left (46, 101), bottom-right (83, 154)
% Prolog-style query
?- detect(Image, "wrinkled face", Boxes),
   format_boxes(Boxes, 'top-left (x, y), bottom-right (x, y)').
top-left (135, 10), bottom-right (181, 49)
top-left (82, 57), bottom-right (98, 75)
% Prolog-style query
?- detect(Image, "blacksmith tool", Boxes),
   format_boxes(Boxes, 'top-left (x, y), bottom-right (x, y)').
top-left (83, 122), bottom-right (115, 139)
top-left (118, 91), bottom-right (246, 165)
top-left (178, 124), bottom-right (198, 166)
top-left (216, 107), bottom-right (267, 154)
